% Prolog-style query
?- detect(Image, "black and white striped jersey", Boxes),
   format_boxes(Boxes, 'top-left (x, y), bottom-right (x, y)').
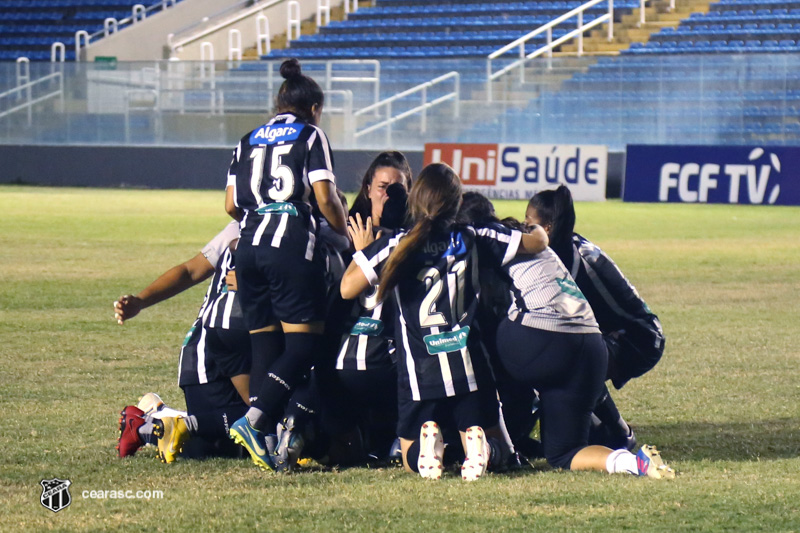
top-left (504, 247), bottom-right (600, 334)
top-left (353, 223), bottom-right (522, 401)
top-left (178, 222), bottom-right (244, 387)
top-left (227, 112), bottom-right (335, 255)
top-left (566, 233), bottom-right (664, 350)
top-left (335, 285), bottom-right (396, 372)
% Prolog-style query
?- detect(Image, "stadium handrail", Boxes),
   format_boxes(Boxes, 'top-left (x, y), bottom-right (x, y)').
top-left (353, 71), bottom-right (460, 147)
top-left (486, 0), bottom-right (614, 101)
top-left (169, 0), bottom-right (286, 52)
top-left (72, 0), bottom-right (181, 61)
top-left (0, 71), bottom-right (64, 126)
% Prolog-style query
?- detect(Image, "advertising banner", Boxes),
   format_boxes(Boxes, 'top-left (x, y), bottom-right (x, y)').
top-left (624, 145), bottom-right (799, 205)
top-left (424, 143), bottom-right (608, 201)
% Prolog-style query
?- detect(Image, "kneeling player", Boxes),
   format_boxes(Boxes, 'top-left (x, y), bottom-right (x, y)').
top-left (114, 221), bottom-right (251, 462)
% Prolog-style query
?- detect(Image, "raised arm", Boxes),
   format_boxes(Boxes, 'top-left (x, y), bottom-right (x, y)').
top-left (114, 253), bottom-right (215, 324)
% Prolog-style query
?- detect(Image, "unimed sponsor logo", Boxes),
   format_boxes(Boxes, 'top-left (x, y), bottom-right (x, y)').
top-left (424, 143), bottom-right (608, 201)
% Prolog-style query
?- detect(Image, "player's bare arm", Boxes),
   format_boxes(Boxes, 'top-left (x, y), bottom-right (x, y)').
top-left (114, 252), bottom-right (215, 324)
top-left (225, 185), bottom-right (243, 221)
top-left (312, 179), bottom-right (347, 235)
top-left (518, 224), bottom-right (549, 255)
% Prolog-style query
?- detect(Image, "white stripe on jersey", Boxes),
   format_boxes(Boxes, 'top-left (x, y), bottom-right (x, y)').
top-left (429, 325), bottom-right (456, 397)
top-left (335, 337), bottom-right (350, 370)
top-left (308, 169), bottom-right (336, 183)
top-left (196, 324), bottom-right (209, 384)
top-left (252, 213), bottom-right (271, 246)
top-left (454, 324), bottom-right (478, 392)
top-left (271, 213), bottom-right (289, 248)
top-left (310, 125), bottom-right (333, 171)
top-left (222, 293), bottom-right (235, 329)
top-left (396, 286), bottom-right (421, 401)
top-left (355, 335), bottom-right (369, 371)
top-left (305, 231), bottom-right (316, 261)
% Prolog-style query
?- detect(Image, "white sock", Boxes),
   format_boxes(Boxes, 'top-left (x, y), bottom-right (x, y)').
top-left (245, 407), bottom-right (265, 429)
top-left (606, 449), bottom-right (638, 475)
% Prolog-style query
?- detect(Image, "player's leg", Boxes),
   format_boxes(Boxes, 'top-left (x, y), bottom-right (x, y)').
top-left (452, 387), bottom-right (507, 482)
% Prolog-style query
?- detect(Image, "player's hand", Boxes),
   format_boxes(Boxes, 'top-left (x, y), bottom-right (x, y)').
top-left (348, 213), bottom-right (381, 252)
top-left (225, 271), bottom-right (238, 292)
top-left (114, 295), bottom-right (143, 325)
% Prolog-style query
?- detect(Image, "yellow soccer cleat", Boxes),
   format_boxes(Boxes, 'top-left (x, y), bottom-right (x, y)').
top-left (154, 416), bottom-right (190, 464)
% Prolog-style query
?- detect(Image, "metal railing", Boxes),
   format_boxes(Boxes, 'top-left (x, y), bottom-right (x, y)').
top-left (75, 0), bottom-right (180, 60)
top-left (0, 70), bottom-right (64, 125)
top-left (353, 71), bottom-right (460, 146)
top-left (486, 0), bottom-right (614, 101)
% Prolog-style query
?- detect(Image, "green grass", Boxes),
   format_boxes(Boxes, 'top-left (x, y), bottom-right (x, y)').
top-left (1, 185), bottom-right (799, 532)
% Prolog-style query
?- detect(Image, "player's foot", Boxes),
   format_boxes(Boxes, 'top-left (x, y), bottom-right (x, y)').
top-left (636, 445), bottom-right (676, 479)
top-left (417, 421), bottom-right (444, 480)
top-left (154, 416), bottom-right (190, 464)
top-left (229, 416), bottom-right (275, 472)
top-left (388, 438), bottom-right (403, 467)
top-left (461, 426), bottom-right (490, 481)
top-left (137, 393), bottom-right (164, 416)
top-left (274, 416), bottom-right (305, 473)
top-left (116, 405), bottom-right (145, 458)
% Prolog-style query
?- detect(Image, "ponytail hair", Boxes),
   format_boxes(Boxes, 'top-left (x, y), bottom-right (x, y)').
top-left (275, 58), bottom-right (325, 123)
top-left (527, 185), bottom-right (576, 261)
top-left (377, 163), bottom-right (462, 301)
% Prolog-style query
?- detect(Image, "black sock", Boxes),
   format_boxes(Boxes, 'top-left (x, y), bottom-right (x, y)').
top-left (406, 441), bottom-right (420, 472)
top-left (250, 332), bottom-right (320, 432)
top-left (249, 331), bottom-right (284, 400)
top-left (594, 385), bottom-right (630, 438)
top-left (189, 405), bottom-right (248, 441)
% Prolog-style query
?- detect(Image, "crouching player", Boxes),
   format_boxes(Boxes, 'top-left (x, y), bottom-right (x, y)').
top-left (114, 221), bottom-right (252, 462)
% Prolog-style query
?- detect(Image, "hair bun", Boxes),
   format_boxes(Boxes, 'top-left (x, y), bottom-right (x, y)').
top-left (280, 58), bottom-right (303, 80)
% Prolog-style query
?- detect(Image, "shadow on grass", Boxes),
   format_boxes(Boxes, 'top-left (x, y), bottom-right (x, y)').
top-left (635, 418), bottom-right (800, 461)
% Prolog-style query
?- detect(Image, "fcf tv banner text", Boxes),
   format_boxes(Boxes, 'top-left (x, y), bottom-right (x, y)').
top-left (424, 143), bottom-right (608, 201)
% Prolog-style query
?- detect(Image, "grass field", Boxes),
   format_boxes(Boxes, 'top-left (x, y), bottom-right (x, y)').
top-left (1, 185), bottom-right (799, 532)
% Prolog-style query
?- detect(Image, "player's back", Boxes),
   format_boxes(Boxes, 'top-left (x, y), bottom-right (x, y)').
top-left (229, 112), bottom-right (335, 251)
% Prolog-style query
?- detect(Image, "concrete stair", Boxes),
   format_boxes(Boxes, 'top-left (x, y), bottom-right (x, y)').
top-left (242, 1), bottom-right (373, 60)
top-left (559, 0), bottom-right (715, 55)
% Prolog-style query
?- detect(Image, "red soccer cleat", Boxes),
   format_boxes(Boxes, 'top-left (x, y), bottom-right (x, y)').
top-left (117, 405), bottom-right (145, 458)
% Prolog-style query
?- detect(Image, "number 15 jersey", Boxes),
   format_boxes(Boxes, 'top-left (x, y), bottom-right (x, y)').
top-left (227, 112), bottom-right (336, 251)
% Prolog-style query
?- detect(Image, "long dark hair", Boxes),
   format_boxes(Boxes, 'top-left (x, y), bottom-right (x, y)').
top-left (457, 191), bottom-right (526, 231)
top-left (377, 163), bottom-right (462, 301)
top-left (349, 151), bottom-right (413, 219)
top-left (527, 185), bottom-right (575, 263)
top-left (275, 58), bottom-right (324, 124)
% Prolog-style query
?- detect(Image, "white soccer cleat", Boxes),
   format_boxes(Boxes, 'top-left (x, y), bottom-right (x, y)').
top-left (461, 426), bottom-right (490, 481)
top-left (417, 421), bottom-right (444, 480)
top-left (136, 393), bottom-right (164, 416)
top-left (636, 444), bottom-right (676, 479)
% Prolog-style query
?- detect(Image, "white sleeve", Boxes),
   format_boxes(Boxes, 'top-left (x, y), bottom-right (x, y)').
top-left (201, 221), bottom-right (240, 266)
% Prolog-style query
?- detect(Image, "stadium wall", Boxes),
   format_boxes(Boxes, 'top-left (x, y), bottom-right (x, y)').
top-left (0, 145), bottom-right (623, 196)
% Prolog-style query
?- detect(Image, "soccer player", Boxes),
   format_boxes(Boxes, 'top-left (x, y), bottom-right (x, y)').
top-left (340, 163), bottom-right (549, 481)
top-left (348, 150), bottom-right (412, 229)
top-left (114, 221), bottom-right (251, 463)
top-left (457, 193), bottom-right (674, 478)
top-left (526, 185), bottom-right (665, 450)
top-left (224, 58), bottom-right (347, 472)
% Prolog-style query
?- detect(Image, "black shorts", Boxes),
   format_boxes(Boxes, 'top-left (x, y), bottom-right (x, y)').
top-left (205, 326), bottom-right (251, 378)
top-left (496, 319), bottom-right (607, 470)
top-left (235, 240), bottom-right (328, 329)
top-left (396, 387), bottom-right (500, 441)
top-left (182, 378), bottom-right (244, 415)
